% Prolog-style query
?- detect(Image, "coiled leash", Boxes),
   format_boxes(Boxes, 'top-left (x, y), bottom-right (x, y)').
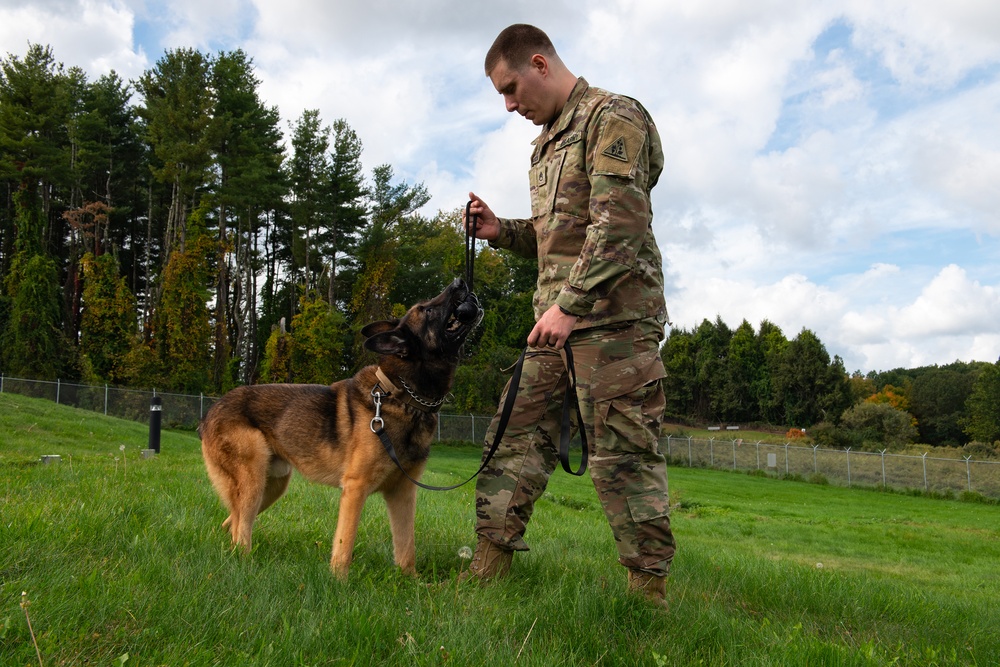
top-left (372, 201), bottom-right (588, 491)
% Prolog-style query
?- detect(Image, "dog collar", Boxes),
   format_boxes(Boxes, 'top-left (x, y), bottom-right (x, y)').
top-left (374, 367), bottom-right (446, 413)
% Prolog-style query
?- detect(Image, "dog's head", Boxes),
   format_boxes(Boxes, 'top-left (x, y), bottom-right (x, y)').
top-left (361, 278), bottom-right (483, 362)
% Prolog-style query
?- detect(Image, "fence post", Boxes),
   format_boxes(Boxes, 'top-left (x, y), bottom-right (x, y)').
top-left (666, 436), bottom-right (672, 459)
top-left (846, 447), bottom-right (852, 487)
top-left (755, 441), bottom-right (761, 470)
top-left (200, 393), bottom-right (204, 420)
top-left (1, 373), bottom-right (4, 393)
top-left (104, 384), bottom-right (109, 416)
top-left (471, 414), bottom-right (476, 443)
top-left (880, 449), bottom-right (887, 488)
top-left (57, 378), bottom-right (61, 405)
top-left (813, 445), bottom-right (819, 473)
top-left (732, 439), bottom-right (737, 470)
top-left (964, 456), bottom-right (972, 492)
top-left (922, 452), bottom-right (928, 491)
top-left (687, 436), bottom-right (693, 467)
top-left (784, 443), bottom-right (789, 475)
top-left (709, 438), bottom-right (715, 467)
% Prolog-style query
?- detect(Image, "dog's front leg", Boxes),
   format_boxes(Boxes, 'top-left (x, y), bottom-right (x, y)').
top-left (383, 468), bottom-right (423, 576)
top-left (330, 482), bottom-right (368, 580)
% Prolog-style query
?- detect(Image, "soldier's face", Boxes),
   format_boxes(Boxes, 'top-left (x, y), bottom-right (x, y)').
top-left (489, 56), bottom-right (556, 126)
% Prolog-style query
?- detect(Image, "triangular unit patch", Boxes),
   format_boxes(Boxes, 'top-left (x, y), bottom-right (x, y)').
top-left (593, 115), bottom-right (644, 178)
top-left (602, 136), bottom-right (629, 162)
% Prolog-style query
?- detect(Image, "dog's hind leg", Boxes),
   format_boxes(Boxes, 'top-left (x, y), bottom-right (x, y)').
top-left (219, 469), bottom-right (286, 550)
top-left (382, 467), bottom-right (424, 576)
top-left (205, 427), bottom-right (272, 553)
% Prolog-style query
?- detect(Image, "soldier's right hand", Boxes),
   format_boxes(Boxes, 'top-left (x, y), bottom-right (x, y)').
top-left (465, 192), bottom-right (500, 242)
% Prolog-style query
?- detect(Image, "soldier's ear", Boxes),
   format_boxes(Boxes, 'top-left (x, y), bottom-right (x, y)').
top-left (364, 328), bottom-right (411, 358)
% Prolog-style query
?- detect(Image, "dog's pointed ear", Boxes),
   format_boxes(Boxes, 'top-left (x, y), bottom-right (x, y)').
top-left (361, 319), bottom-right (399, 339)
top-left (363, 324), bottom-right (411, 358)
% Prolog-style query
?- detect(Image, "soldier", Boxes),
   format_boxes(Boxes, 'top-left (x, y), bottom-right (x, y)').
top-left (463, 24), bottom-right (676, 606)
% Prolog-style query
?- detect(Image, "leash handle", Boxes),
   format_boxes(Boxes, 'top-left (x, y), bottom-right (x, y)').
top-left (464, 200), bottom-right (476, 292)
top-left (559, 343), bottom-right (588, 476)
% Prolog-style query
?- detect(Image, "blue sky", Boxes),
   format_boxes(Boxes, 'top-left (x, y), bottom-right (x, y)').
top-left (2, 0), bottom-right (998, 373)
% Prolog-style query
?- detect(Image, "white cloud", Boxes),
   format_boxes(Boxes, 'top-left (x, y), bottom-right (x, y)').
top-left (847, 0), bottom-right (1000, 88)
top-left (893, 265), bottom-right (1000, 338)
top-left (153, 0), bottom-right (252, 52)
top-left (0, 0), bottom-right (146, 79)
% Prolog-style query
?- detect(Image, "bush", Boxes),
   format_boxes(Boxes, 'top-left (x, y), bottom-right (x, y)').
top-left (962, 441), bottom-right (1000, 460)
top-left (959, 491), bottom-right (998, 506)
top-left (808, 421), bottom-right (852, 450)
top-left (840, 402), bottom-right (917, 450)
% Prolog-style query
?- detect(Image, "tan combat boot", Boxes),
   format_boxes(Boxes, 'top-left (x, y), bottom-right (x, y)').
top-left (459, 536), bottom-right (513, 582)
top-left (627, 569), bottom-right (668, 609)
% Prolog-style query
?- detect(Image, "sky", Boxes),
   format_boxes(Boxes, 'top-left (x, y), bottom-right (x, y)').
top-left (2, 0), bottom-right (999, 374)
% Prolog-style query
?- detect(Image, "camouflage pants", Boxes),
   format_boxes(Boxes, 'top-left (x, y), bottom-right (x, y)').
top-left (474, 320), bottom-right (676, 576)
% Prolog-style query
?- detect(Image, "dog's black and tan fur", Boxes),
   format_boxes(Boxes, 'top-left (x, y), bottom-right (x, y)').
top-left (200, 278), bottom-right (481, 579)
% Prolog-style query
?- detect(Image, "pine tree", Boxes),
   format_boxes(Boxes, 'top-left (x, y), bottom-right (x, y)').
top-left (211, 49), bottom-right (286, 387)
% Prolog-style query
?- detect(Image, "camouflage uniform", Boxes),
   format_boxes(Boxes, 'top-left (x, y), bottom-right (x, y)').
top-left (475, 78), bottom-right (676, 576)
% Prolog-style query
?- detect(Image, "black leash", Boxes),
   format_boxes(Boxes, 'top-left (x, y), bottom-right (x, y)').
top-left (371, 200), bottom-right (588, 490)
top-left (373, 347), bottom-right (525, 491)
top-left (373, 344), bottom-right (588, 491)
top-left (465, 200), bottom-right (476, 291)
top-left (558, 343), bottom-right (588, 476)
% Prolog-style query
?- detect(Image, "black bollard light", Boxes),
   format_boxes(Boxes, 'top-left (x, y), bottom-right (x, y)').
top-left (149, 395), bottom-right (162, 454)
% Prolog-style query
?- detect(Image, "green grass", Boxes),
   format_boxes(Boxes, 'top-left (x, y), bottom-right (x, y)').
top-left (661, 423), bottom-right (789, 442)
top-left (2, 392), bottom-right (998, 666)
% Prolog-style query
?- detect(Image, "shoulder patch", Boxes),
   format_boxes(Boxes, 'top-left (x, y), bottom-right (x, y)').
top-left (593, 115), bottom-right (644, 178)
top-left (602, 136), bottom-right (629, 162)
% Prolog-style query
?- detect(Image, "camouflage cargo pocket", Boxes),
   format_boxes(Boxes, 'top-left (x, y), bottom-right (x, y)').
top-left (589, 348), bottom-right (665, 450)
top-left (626, 490), bottom-right (671, 523)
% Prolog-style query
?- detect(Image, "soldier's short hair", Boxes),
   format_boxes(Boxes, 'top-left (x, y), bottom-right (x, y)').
top-left (485, 24), bottom-right (557, 75)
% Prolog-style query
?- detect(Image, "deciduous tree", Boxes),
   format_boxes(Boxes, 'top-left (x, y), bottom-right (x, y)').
top-left (79, 252), bottom-right (137, 384)
top-left (964, 361), bottom-right (1000, 444)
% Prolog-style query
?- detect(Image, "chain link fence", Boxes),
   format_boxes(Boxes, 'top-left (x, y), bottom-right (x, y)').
top-left (661, 435), bottom-right (999, 499)
top-left (3, 375), bottom-right (997, 499)
top-left (1, 375), bottom-right (216, 431)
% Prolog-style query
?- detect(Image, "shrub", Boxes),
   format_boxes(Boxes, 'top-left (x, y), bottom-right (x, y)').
top-left (840, 402), bottom-right (917, 450)
top-left (808, 421), bottom-right (852, 450)
top-left (959, 491), bottom-right (997, 506)
top-left (962, 441), bottom-right (999, 460)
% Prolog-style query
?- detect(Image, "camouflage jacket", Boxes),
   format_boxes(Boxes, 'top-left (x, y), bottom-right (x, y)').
top-left (490, 77), bottom-right (669, 329)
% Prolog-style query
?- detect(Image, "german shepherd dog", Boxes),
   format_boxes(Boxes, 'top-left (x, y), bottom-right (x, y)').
top-left (200, 278), bottom-right (482, 579)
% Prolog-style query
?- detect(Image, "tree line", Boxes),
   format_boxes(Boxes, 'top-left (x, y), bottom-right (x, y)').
top-left (662, 317), bottom-right (999, 449)
top-left (1, 44), bottom-right (997, 449)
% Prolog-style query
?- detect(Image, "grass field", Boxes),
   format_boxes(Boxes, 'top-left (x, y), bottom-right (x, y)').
top-left (2, 391), bottom-right (999, 666)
